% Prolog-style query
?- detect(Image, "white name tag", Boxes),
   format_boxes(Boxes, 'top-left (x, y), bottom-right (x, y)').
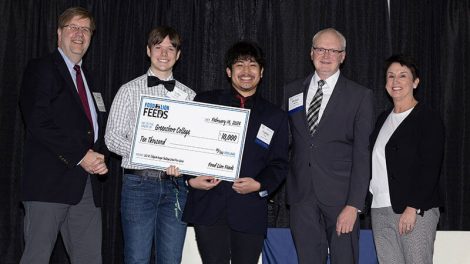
top-left (288, 93), bottom-right (303, 112)
top-left (92, 92), bottom-right (106, 112)
top-left (167, 87), bottom-right (188, 101)
top-left (255, 124), bottom-right (274, 148)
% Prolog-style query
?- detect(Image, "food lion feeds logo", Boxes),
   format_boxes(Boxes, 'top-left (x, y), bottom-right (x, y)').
top-left (143, 102), bottom-right (169, 119)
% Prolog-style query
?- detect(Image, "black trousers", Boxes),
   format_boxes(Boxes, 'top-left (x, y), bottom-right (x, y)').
top-left (194, 221), bottom-right (264, 264)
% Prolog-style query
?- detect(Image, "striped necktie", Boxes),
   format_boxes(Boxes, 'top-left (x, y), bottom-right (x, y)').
top-left (307, 80), bottom-right (325, 134)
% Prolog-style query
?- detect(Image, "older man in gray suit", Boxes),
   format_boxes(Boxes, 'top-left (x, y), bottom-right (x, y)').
top-left (285, 28), bottom-right (374, 264)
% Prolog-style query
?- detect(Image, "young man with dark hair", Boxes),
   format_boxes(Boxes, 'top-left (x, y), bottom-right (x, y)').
top-left (183, 41), bottom-right (288, 264)
top-left (105, 26), bottom-right (195, 264)
top-left (19, 6), bottom-right (108, 264)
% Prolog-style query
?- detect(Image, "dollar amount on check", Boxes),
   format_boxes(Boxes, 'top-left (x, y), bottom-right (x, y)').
top-left (130, 95), bottom-right (250, 181)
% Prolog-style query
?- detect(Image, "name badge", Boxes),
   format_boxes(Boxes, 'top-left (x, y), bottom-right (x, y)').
top-left (167, 87), bottom-right (188, 101)
top-left (92, 92), bottom-right (106, 112)
top-left (255, 124), bottom-right (274, 149)
top-left (288, 93), bottom-right (303, 113)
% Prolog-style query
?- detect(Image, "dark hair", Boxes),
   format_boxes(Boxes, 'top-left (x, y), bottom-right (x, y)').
top-left (147, 26), bottom-right (181, 50)
top-left (385, 54), bottom-right (419, 80)
top-left (58, 7), bottom-right (95, 31)
top-left (225, 41), bottom-right (265, 69)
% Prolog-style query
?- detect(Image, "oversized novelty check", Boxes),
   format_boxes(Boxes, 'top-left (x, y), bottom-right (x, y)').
top-left (130, 95), bottom-right (250, 181)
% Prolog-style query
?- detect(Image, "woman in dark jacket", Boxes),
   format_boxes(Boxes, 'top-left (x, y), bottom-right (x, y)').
top-left (369, 54), bottom-right (444, 263)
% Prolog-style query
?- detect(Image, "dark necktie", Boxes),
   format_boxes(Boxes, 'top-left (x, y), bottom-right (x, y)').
top-left (147, 75), bottom-right (176, 91)
top-left (236, 94), bottom-right (248, 108)
top-left (307, 80), bottom-right (325, 134)
top-left (73, 65), bottom-right (93, 128)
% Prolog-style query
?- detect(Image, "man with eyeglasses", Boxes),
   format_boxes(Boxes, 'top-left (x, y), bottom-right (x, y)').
top-left (19, 7), bottom-right (107, 264)
top-left (284, 28), bottom-right (374, 263)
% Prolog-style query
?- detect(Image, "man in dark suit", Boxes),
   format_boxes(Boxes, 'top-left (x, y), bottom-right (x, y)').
top-left (19, 7), bottom-right (108, 264)
top-left (183, 41), bottom-right (289, 264)
top-left (285, 28), bottom-right (374, 263)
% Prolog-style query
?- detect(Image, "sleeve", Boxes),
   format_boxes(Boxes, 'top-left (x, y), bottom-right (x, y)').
top-left (19, 60), bottom-right (89, 167)
top-left (347, 88), bottom-right (375, 210)
top-left (104, 86), bottom-right (133, 157)
top-left (255, 111), bottom-right (290, 196)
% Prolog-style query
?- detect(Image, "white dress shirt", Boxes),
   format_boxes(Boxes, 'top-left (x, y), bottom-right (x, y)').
top-left (305, 70), bottom-right (340, 124)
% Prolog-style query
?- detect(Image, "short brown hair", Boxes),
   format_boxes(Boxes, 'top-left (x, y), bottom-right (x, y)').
top-left (147, 26), bottom-right (181, 50)
top-left (58, 7), bottom-right (95, 32)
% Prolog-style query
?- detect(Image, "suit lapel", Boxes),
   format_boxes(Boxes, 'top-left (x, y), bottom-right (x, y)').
top-left (53, 50), bottom-right (97, 129)
top-left (301, 74), bottom-right (314, 133)
top-left (81, 66), bottom-right (103, 128)
top-left (387, 103), bottom-right (421, 145)
top-left (316, 74), bottom-right (344, 130)
top-left (370, 110), bottom-right (390, 148)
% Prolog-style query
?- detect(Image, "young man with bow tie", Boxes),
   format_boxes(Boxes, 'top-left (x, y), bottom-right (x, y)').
top-left (105, 26), bottom-right (195, 264)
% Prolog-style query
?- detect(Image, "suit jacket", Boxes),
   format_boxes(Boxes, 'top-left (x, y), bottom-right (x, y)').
top-left (370, 102), bottom-right (444, 214)
top-left (285, 73), bottom-right (374, 210)
top-left (182, 88), bottom-right (289, 235)
top-left (19, 50), bottom-right (107, 206)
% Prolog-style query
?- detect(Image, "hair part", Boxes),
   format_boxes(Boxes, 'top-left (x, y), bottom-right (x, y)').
top-left (312, 28), bottom-right (346, 50)
top-left (147, 26), bottom-right (182, 50)
top-left (225, 41), bottom-right (265, 69)
top-left (385, 54), bottom-right (420, 80)
top-left (58, 7), bottom-right (95, 31)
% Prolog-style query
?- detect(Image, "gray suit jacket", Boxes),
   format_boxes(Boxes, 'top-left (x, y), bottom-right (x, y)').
top-left (285, 73), bottom-right (374, 210)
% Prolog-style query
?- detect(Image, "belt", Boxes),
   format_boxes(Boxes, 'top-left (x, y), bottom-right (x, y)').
top-left (123, 169), bottom-right (170, 180)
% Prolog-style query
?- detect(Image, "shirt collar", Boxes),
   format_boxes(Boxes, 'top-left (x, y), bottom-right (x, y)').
top-left (313, 70), bottom-right (340, 92)
top-left (147, 69), bottom-right (174, 81)
top-left (230, 87), bottom-right (257, 109)
top-left (58, 47), bottom-right (82, 72)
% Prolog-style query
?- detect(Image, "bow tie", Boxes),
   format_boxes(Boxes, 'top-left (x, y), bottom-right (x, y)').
top-left (147, 76), bottom-right (176, 91)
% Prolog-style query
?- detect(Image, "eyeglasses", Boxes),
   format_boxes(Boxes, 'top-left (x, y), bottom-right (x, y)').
top-left (312, 47), bottom-right (344, 55)
top-left (63, 24), bottom-right (92, 35)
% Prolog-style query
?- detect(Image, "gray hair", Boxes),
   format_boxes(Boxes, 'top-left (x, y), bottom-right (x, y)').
top-left (312, 28), bottom-right (346, 50)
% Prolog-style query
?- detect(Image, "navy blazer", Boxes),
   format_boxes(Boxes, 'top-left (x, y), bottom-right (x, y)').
top-left (182, 88), bottom-right (289, 235)
top-left (370, 102), bottom-right (444, 214)
top-left (285, 74), bottom-right (374, 210)
top-left (19, 50), bottom-right (107, 206)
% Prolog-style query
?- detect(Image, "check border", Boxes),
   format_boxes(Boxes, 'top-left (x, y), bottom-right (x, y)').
top-left (129, 95), bottom-right (250, 181)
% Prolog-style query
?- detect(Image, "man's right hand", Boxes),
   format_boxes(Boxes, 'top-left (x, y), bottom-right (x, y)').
top-left (80, 149), bottom-right (108, 175)
top-left (188, 176), bottom-right (221, 190)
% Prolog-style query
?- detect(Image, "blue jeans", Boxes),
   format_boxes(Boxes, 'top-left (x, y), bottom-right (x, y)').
top-left (121, 173), bottom-right (188, 264)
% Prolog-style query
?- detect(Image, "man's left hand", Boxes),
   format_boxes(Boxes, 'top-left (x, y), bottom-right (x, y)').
top-left (232, 177), bottom-right (260, 194)
top-left (336, 205), bottom-right (358, 236)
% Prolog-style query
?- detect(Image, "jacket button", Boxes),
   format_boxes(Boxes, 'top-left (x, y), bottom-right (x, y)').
top-left (308, 162), bottom-right (311, 167)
